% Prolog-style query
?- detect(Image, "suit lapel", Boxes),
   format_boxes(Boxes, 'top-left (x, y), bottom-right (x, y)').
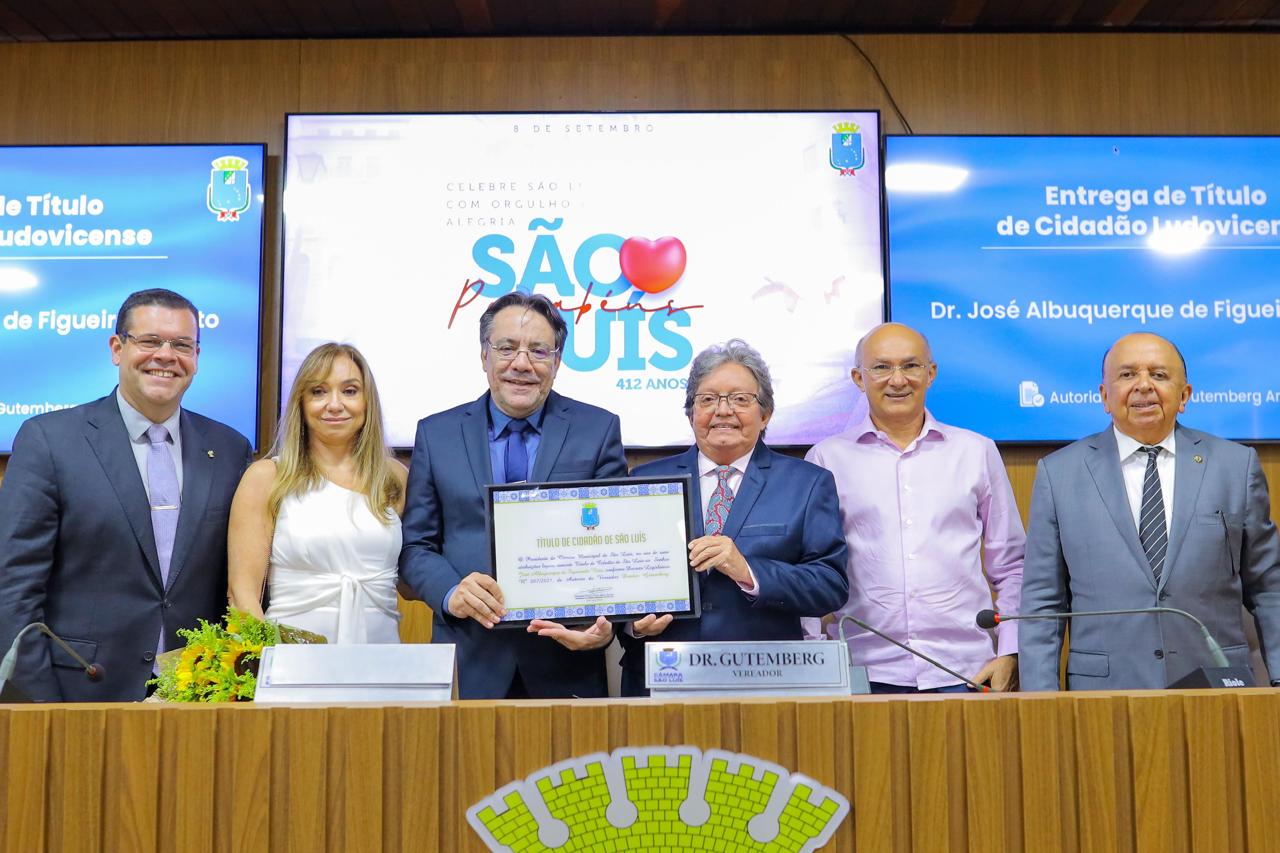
top-left (461, 394), bottom-right (493, 492)
top-left (166, 410), bottom-right (213, 592)
top-left (1083, 428), bottom-right (1157, 591)
top-left (669, 446), bottom-right (710, 595)
top-left (720, 441), bottom-right (768, 540)
top-left (1162, 425), bottom-right (1205, 588)
top-left (673, 446), bottom-right (704, 538)
top-left (84, 395), bottom-right (161, 584)
top-left (531, 392), bottom-right (569, 482)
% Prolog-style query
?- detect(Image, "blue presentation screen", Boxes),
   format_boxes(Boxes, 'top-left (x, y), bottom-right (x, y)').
top-left (886, 135), bottom-right (1280, 442)
top-left (0, 144), bottom-right (266, 452)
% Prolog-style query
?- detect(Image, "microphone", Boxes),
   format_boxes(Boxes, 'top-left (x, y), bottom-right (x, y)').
top-left (0, 622), bottom-right (106, 686)
top-left (976, 608), bottom-right (1230, 667)
top-left (837, 615), bottom-right (990, 693)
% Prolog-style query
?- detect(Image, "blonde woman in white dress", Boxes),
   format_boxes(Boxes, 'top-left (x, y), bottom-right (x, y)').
top-left (227, 343), bottom-right (407, 643)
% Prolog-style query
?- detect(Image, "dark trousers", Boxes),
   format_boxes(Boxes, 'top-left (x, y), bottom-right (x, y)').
top-left (869, 681), bottom-right (972, 694)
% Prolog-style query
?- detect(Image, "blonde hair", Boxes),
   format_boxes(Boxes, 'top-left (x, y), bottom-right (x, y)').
top-left (269, 343), bottom-right (401, 524)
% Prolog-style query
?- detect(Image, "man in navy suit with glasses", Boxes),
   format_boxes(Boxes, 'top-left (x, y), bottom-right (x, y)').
top-left (399, 291), bottom-right (628, 699)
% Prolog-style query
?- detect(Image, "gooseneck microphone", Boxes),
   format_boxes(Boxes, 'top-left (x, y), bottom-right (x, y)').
top-left (837, 614), bottom-right (990, 693)
top-left (0, 622), bottom-right (106, 685)
top-left (976, 608), bottom-right (1230, 668)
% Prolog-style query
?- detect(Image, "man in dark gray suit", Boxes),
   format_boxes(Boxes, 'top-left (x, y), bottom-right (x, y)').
top-left (0, 289), bottom-right (252, 701)
top-left (1020, 332), bottom-right (1280, 690)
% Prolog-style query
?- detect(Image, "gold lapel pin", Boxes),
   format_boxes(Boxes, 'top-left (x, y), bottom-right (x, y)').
top-left (207, 450), bottom-right (216, 458)
top-left (1193, 454), bottom-right (1203, 464)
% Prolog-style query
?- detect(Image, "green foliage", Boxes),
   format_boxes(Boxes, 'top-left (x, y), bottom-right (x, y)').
top-left (147, 607), bottom-right (323, 702)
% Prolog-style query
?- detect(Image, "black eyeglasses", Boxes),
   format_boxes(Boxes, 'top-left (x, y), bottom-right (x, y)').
top-left (118, 332), bottom-right (198, 356)
top-left (486, 341), bottom-right (559, 363)
top-left (692, 392), bottom-right (760, 411)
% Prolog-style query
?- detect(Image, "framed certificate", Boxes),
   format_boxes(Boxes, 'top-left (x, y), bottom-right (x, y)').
top-left (486, 475), bottom-right (700, 626)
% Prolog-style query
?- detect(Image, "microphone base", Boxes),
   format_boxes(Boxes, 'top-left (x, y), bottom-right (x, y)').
top-left (1167, 666), bottom-right (1255, 690)
top-left (0, 679), bottom-right (33, 704)
top-left (848, 665), bottom-right (870, 695)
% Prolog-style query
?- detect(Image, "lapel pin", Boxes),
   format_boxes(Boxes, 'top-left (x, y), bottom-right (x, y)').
top-left (207, 450), bottom-right (216, 458)
top-left (1194, 455), bottom-right (1203, 464)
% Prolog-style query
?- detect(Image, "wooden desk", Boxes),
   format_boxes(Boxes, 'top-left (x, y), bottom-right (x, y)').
top-left (1, 690), bottom-right (1277, 852)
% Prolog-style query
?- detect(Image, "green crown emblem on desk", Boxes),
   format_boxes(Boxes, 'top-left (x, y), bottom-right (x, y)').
top-left (467, 746), bottom-right (849, 852)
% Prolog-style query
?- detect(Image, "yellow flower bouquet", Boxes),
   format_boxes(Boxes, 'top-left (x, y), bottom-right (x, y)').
top-left (148, 608), bottom-right (325, 702)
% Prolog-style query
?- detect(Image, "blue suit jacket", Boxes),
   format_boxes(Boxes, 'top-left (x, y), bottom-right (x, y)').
top-left (0, 393), bottom-right (252, 701)
top-left (618, 442), bottom-right (850, 696)
top-left (398, 390), bottom-right (627, 699)
top-left (1020, 424), bottom-right (1280, 690)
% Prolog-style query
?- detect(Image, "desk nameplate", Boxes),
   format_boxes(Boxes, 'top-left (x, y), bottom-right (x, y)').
top-left (645, 640), bottom-right (863, 696)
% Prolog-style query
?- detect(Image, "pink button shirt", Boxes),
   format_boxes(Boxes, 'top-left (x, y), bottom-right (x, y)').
top-left (804, 412), bottom-right (1024, 689)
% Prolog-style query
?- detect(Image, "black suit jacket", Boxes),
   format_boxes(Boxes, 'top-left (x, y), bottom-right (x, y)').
top-left (0, 393), bottom-right (252, 701)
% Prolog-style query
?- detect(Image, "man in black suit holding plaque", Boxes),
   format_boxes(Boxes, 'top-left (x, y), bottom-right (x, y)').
top-left (398, 291), bottom-right (628, 699)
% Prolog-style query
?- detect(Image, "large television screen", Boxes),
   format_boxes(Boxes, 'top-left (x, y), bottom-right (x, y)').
top-left (886, 135), bottom-right (1280, 442)
top-left (283, 111), bottom-right (883, 447)
top-left (0, 144), bottom-right (267, 452)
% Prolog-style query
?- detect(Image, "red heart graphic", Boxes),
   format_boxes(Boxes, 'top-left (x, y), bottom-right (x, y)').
top-left (619, 236), bottom-right (687, 295)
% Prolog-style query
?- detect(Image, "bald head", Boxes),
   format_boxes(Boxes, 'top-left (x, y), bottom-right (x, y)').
top-left (1101, 332), bottom-right (1186, 381)
top-left (1100, 332), bottom-right (1191, 445)
top-left (855, 323), bottom-right (932, 367)
top-left (853, 323), bottom-right (937, 437)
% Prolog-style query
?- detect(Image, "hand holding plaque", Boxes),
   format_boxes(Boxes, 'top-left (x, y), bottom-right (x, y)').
top-left (447, 572), bottom-right (507, 629)
top-left (527, 615), bottom-right (615, 650)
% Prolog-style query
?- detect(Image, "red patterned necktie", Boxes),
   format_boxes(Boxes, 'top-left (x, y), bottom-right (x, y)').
top-left (704, 465), bottom-right (735, 535)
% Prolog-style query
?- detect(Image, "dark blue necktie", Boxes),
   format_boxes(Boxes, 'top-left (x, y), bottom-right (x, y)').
top-left (504, 419), bottom-right (529, 484)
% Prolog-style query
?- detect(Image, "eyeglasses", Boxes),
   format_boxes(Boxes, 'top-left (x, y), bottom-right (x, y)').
top-left (119, 332), bottom-right (197, 356)
top-left (692, 392), bottom-right (760, 411)
top-left (858, 361), bottom-right (931, 381)
top-left (486, 341), bottom-right (559, 363)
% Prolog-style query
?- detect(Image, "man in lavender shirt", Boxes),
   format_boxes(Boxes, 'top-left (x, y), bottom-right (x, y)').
top-left (804, 323), bottom-right (1025, 693)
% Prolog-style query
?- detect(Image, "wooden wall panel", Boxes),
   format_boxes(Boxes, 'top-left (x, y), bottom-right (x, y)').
top-left (1015, 695), bottom-right (1077, 851)
top-left (46, 708), bottom-right (106, 852)
top-left (271, 706), bottom-right (327, 851)
top-left (158, 706), bottom-right (218, 853)
top-left (851, 700), bottom-right (912, 852)
top-left (0, 693), bottom-right (1276, 852)
top-left (103, 708), bottom-right (161, 853)
top-left (1237, 692), bottom-right (1280, 851)
top-left (214, 705), bottom-right (274, 852)
top-left (382, 705), bottom-right (442, 853)
top-left (2, 32), bottom-right (1280, 564)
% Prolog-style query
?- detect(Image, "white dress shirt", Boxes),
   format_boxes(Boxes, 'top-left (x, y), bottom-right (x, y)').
top-left (1114, 425), bottom-right (1175, 532)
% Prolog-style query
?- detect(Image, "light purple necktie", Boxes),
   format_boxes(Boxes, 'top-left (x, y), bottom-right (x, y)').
top-left (147, 424), bottom-right (180, 654)
top-left (704, 465), bottom-right (735, 536)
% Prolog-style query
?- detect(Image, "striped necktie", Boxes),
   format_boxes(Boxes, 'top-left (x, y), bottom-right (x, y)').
top-left (1137, 445), bottom-right (1167, 582)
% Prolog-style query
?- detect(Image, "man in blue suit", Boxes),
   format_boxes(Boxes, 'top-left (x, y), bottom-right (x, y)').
top-left (1021, 332), bottom-right (1280, 690)
top-left (0, 289), bottom-right (253, 701)
top-left (618, 339), bottom-right (849, 696)
top-left (399, 292), bottom-right (627, 699)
